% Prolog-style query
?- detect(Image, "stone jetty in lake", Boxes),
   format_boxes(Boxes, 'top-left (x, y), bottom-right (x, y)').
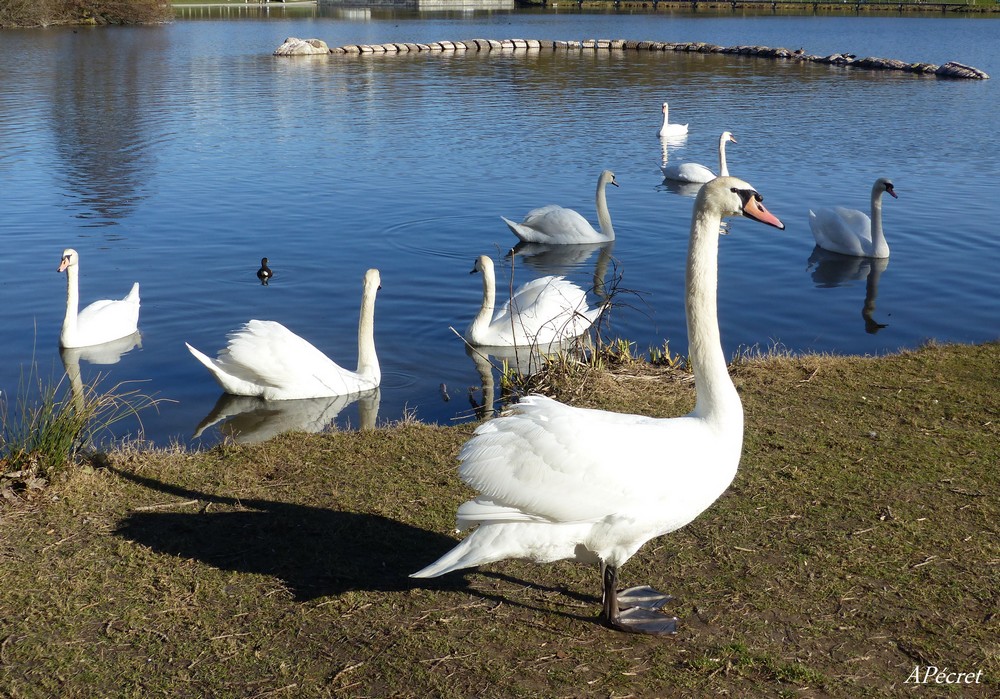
top-left (272, 36), bottom-right (989, 80)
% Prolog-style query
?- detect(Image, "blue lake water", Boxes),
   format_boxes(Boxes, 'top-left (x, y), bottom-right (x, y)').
top-left (1, 9), bottom-right (998, 447)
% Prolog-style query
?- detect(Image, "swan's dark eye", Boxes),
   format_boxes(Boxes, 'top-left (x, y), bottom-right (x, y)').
top-left (731, 188), bottom-right (762, 206)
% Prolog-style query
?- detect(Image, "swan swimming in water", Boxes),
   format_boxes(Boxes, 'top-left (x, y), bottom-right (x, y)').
top-left (501, 170), bottom-right (618, 245)
top-left (808, 177), bottom-right (897, 258)
top-left (57, 248), bottom-right (140, 349)
top-left (413, 177), bottom-right (785, 635)
top-left (464, 255), bottom-right (603, 348)
top-left (186, 268), bottom-right (381, 400)
top-left (661, 131), bottom-right (737, 184)
top-left (658, 101), bottom-right (689, 139)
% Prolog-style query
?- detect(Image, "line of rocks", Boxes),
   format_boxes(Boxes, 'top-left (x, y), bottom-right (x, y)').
top-left (273, 37), bottom-right (989, 79)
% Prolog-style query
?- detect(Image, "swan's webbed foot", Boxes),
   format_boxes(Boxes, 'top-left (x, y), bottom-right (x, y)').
top-left (613, 606), bottom-right (679, 635)
top-left (617, 585), bottom-right (674, 610)
top-left (600, 566), bottom-right (678, 636)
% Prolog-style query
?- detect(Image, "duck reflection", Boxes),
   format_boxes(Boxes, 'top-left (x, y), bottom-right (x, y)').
top-left (508, 241), bottom-right (615, 302)
top-left (192, 388), bottom-right (380, 444)
top-left (807, 247), bottom-right (889, 334)
top-left (60, 332), bottom-right (142, 410)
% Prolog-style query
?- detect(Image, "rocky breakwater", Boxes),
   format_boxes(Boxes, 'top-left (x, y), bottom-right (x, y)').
top-left (272, 37), bottom-right (989, 80)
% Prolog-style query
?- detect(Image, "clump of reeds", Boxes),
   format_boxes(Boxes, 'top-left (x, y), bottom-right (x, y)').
top-left (1, 366), bottom-right (159, 495)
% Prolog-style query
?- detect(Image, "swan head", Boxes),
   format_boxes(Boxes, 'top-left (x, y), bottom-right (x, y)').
top-left (57, 248), bottom-right (79, 273)
top-left (470, 255), bottom-right (494, 276)
top-left (874, 177), bottom-right (898, 199)
top-left (599, 170), bottom-right (619, 188)
top-left (700, 177), bottom-right (785, 230)
top-left (721, 131), bottom-right (737, 144)
top-left (363, 268), bottom-right (382, 292)
top-left (661, 101), bottom-right (669, 115)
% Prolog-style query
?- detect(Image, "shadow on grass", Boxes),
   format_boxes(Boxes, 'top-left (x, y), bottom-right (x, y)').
top-left (111, 467), bottom-right (601, 625)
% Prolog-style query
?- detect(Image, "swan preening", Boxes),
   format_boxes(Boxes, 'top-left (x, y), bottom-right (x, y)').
top-left (501, 170), bottom-right (618, 245)
top-left (808, 177), bottom-right (897, 258)
top-left (464, 255), bottom-right (603, 348)
top-left (661, 131), bottom-right (737, 184)
top-left (186, 268), bottom-right (381, 400)
top-left (57, 248), bottom-right (141, 349)
top-left (414, 177), bottom-right (785, 635)
top-left (658, 101), bottom-right (689, 139)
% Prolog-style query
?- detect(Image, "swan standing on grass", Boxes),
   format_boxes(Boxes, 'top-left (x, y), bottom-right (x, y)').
top-left (413, 177), bottom-right (785, 635)
top-left (501, 170), bottom-right (618, 245)
top-left (464, 255), bottom-right (603, 348)
top-left (661, 131), bottom-right (737, 184)
top-left (57, 248), bottom-right (140, 349)
top-left (658, 101), bottom-right (689, 138)
top-left (809, 177), bottom-right (897, 258)
top-left (186, 268), bottom-right (381, 400)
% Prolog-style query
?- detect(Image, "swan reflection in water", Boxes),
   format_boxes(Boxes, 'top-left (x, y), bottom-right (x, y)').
top-left (807, 247), bottom-right (890, 334)
top-left (192, 387), bottom-right (380, 444)
top-left (60, 331), bottom-right (142, 411)
top-left (508, 240), bottom-right (615, 302)
top-left (464, 337), bottom-right (592, 420)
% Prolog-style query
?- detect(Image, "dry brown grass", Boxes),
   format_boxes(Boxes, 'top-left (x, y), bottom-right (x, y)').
top-left (0, 342), bottom-right (997, 697)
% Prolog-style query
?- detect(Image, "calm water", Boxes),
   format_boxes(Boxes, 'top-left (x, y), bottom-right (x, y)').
top-left (1, 9), bottom-right (998, 447)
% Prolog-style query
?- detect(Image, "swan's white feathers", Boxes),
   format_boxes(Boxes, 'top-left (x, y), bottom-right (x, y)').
top-left (188, 320), bottom-right (373, 400)
top-left (457, 395), bottom-right (737, 528)
top-left (808, 207), bottom-right (874, 257)
top-left (808, 177), bottom-right (895, 258)
top-left (59, 246), bottom-right (140, 349)
top-left (467, 272), bottom-right (602, 347)
top-left (661, 162), bottom-right (715, 184)
top-left (186, 269), bottom-right (381, 401)
top-left (501, 170), bottom-right (617, 245)
top-left (502, 207), bottom-right (595, 245)
top-left (74, 282), bottom-right (141, 338)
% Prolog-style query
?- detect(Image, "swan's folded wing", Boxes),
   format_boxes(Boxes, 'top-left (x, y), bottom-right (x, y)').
top-left (75, 283), bottom-right (140, 332)
top-left (521, 206), bottom-right (592, 237)
top-left (458, 395), bottom-right (710, 523)
top-left (216, 320), bottom-right (354, 392)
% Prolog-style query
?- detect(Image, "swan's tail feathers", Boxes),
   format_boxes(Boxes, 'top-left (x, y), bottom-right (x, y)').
top-left (125, 282), bottom-right (140, 304)
top-left (185, 342), bottom-right (215, 371)
top-left (410, 534), bottom-right (482, 579)
top-left (500, 216), bottom-right (530, 242)
top-left (186, 342), bottom-right (230, 388)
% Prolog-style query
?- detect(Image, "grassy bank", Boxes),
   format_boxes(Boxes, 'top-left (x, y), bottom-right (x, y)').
top-left (0, 342), bottom-right (997, 697)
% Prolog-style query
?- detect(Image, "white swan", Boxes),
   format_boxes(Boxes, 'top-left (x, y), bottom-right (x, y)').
top-left (501, 170), bottom-right (617, 245)
top-left (658, 101), bottom-right (689, 138)
top-left (186, 268), bottom-right (381, 400)
top-left (661, 131), bottom-right (737, 184)
top-left (413, 177), bottom-right (785, 635)
top-left (57, 248), bottom-right (140, 349)
top-left (464, 255), bottom-right (603, 348)
top-left (808, 177), bottom-right (897, 258)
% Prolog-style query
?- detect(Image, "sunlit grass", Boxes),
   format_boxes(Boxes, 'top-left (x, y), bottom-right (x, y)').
top-left (1, 364), bottom-right (160, 486)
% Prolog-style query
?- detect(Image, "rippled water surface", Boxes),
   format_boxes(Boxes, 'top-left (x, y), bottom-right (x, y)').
top-left (1, 10), bottom-right (998, 446)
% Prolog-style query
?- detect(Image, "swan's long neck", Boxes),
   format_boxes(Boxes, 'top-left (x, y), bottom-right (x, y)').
top-left (356, 282), bottom-right (380, 384)
top-left (686, 205), bottom-right (741, 425)
top-left (870, 188), bottom-right (887, 253)
top-left (718, 136), bottom-right (730, 177)
top-left (595, 178), bottom-right (615, 238)
top-left (469, 262), bottom-right (497, 342)
top-left (62, 265), bottom-right (79, 342)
